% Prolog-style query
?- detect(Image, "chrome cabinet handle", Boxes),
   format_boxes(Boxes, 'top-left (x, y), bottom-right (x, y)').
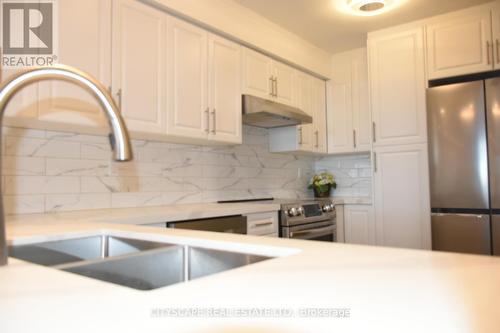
top-left (205, 108), bottom-right (210, 133)
top-left (314, 130), bottom-right (319, 148)
top-left (487, 41), bottom-right (492, 65)
top-left (298, 127), bottom-right (303, 145)
top-left (496, 39), bottom-right (500, 64)
top-left (269, 76), bottom-right (274, 96)
top-left (210, 109), bottom-right (216, 134)
top-left (353, 129), bottom-right (357, 148)
top-left (373, 152), bottom-right (377, 172)
top-left (254, 221), bottom-right (273, 227)
top-left (274, 77), bottom-right (278, 97)
top-left (116, 89), bottom-right (122, 109)
top-left (372, 122), bottom-right (376, 143)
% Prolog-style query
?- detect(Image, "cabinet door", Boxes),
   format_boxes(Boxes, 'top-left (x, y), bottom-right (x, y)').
top-left (344, 205), bottom-right (375, 245)
top-left (329, 51), bottom-right (353, 154)
top-left (241, 47), bottom-right (273, 100)
top-left (1, 67), bottom-right (39, 122)
top-left (166, 17), bottom-right (208, 139)
top-left (294, 71), bottom-right (313, 151)
top-left (328, 80), bottom-right (353, 153)
top-left (373, 144), bottom-right (431, 250)
top-left (369, 26), bottom-right (427, 146)
top-left (273, 61), bottom-right (295, 107)
top-left (208, 34), bottom-right (242, 144)
top-left (329, 48), bottom-right (370, 154)
top-left (351, 49), bottom-right (371, 152)
top-left (1, 25), bottom-right (38, 122)
top-left (112, 0), bottom-right (166, 134)
top-left (492, 3), bottom-right (500, 70)
top-left (312, 78), bottom-right (327, 153)
top-left (246, 212), bottom-right (279, 236)
top-left (426, 6), bottom-right (493, 79)
top-left (38, 0), bottom-right (111, 128)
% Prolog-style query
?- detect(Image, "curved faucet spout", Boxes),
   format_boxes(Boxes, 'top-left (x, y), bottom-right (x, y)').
top-left (0, 64), bottom-right (134, 265)
top-left (0, 65), bottom-right (133, 161)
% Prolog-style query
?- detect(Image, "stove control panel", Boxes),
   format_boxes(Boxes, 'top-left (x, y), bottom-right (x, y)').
top-left (283, 200), bottom-right (335, 218)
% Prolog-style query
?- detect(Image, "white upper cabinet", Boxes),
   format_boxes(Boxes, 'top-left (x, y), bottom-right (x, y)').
top-left (295, 71), bottom-right (314, 151)
top-left (492, 3), bottom-right (500, 70)
top-left (273, 61), bottom-right (295, 106)
top-left (373, 144), bottom-right (431, 250)
top-left (269, 74), bottom-right (327, 154)
top-left (328, 48), bottom-right (370, 154)
top-left (351, 49), bottom-right (371, 151)
top-left (208, 34), bottom-right (242, 144)
top-left (368, 26), bottom-right (427, 147)
top-left (112, 0), bottom-right (167, 134)
top-left (38, 0), bottom-right (111, 129)
top-left (241, 48), bottom-right (274, 100)
top-left (166, 16), bottom-right (208, 139)
top-left (241, 46), bottom-right (296, 107)
top-left (311, 77), bottom-right (327, 153)
top-left (426, 5), bottom-right (493, 80)
top-left (344, 205), bottom-right (375, 245)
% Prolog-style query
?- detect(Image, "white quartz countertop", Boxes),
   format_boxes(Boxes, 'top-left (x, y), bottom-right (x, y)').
top-left (5, 202), bottom-right (281, 226)
top-left (2, 203), bottom-right (500, 333)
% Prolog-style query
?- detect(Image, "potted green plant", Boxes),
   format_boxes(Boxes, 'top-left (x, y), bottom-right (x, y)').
top-left (308, 171), bottom-right (336, 198)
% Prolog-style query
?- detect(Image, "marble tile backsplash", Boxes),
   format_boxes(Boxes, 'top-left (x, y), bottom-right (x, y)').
top-left (315, 153), bottom-right (372, 198)
top-left (2, 126), bottom-right (316, 215)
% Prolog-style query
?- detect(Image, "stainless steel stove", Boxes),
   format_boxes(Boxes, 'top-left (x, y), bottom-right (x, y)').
top-left (219, 198), bottom-right (336, 242)
top-left (278, 198), bottom-right (336, 242)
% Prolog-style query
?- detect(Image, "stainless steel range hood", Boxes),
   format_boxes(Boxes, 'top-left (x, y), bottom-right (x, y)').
top-left (242, 94), bottom-right (312, 128)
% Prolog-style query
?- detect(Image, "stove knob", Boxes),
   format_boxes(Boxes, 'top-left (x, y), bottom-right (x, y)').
top-left (322, 204), bottom-right (334, 212)
top-left (287, 207), bottom-right (299, 217)
top-left (297, 207), bottom-right (304, 216)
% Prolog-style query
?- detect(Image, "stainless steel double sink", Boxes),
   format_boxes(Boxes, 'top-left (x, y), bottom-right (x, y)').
top-left (9, 235), bottom-right (271, 290)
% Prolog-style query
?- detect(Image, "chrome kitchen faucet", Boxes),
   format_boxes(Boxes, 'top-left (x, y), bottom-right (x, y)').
top-left (0, 65), bottom-right (133, 266)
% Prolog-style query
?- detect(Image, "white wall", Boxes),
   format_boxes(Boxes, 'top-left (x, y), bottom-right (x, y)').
top-left (143, 0), bottom-right (332, 78)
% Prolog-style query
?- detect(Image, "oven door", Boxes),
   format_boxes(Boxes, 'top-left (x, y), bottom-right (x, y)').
top-left (282, 221), bottom-right (336, 242)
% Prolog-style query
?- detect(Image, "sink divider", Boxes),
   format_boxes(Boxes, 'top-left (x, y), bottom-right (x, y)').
top-left (52, 245), bottom-right (185, 271)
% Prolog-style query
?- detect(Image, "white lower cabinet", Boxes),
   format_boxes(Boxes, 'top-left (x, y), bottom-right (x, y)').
top-left (373, 144), bottom-right (431, 250)
top-left (246, 211), bottom-right (279, 236)
top-left (344, 205), bottom-right (375, 245)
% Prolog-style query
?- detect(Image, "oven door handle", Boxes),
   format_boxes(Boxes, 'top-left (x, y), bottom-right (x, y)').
top-left (289, 225), bottom-right (335, 239)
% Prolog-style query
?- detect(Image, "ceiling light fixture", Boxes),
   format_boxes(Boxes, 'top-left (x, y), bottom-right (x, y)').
top-left (335, 0), bottom-right (404, 17)
top-left (350, 0), bottom-right (386, 12)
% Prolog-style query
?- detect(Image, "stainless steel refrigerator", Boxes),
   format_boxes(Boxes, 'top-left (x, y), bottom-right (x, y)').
top-left (427, 78), bottom-right (500, 255)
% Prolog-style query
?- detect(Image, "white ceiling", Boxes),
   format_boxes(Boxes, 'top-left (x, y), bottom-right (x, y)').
top-left (232, 0), bottom-right (492, 53)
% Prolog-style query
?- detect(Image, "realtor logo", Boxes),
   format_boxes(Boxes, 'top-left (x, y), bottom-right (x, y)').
top-left (1, 0), bottom-right (58, 67)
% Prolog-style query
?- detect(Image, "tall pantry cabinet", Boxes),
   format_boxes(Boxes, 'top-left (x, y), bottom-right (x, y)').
top-left (368, 24), bottom-right (431, 250)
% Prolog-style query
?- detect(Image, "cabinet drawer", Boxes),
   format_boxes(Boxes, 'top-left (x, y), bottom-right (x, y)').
top-left (246, 212), bottom-right (278, 235)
